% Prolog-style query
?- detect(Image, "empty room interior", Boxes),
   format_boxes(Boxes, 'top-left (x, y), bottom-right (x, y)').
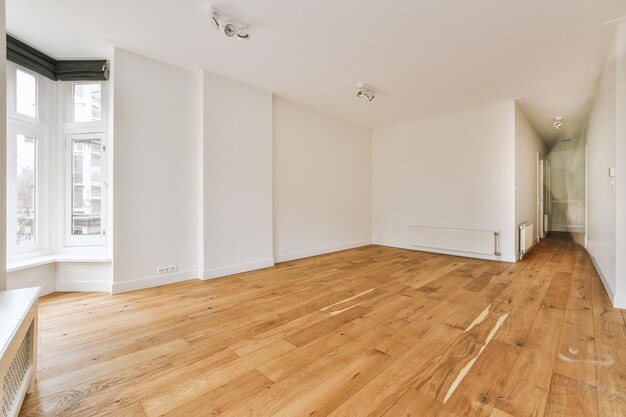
top-left (1, 1), bottom-right (626, 416)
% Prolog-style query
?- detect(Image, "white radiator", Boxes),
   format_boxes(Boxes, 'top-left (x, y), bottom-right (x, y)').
top-left (408, 226), bottom-right (500, 256)
top-left (519, 223), bottom-right (534, 259)
top-left (1, 288), bottom-right (39, 417)
top-left (543, 214), bottom-right (549, 236)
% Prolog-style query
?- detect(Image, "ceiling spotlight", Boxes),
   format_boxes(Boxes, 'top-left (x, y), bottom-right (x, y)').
top-left (561, 137), bottom-right (571, 149)
top-left (356, 84), bottom-right (375, 102)
top-left (224, 23), bottom-right (236, 37)
top-left (209, 6), bottom-right (251, 40)
top-left (553, 116), bottom-right (563, 129)
top-left (236, 27), bottom-right (250, 40)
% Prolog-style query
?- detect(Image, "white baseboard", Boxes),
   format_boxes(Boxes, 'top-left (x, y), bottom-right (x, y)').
top-left (273, 240), bottom-right (372, 263)
top-left (56, 280), bottom-right (112, 293)
top-left (112, 270), bottom-right (199, 294)
top-left (614, 293), bottom-right (626, 310)
top-left (374, 240), bottom-right (515, 263)
top-left (586, 250), bottom-right (622, 308)
top-left (203, 258), bottom-right (275, 280)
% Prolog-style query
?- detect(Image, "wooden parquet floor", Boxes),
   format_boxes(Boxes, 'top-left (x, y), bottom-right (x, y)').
top-left (19, 233), bottom-right (626, 417)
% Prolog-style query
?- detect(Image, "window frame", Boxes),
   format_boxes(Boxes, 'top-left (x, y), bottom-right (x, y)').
top-left (63, 81), bottom-right (107, 131)
top-left (65, 132), bottom-right (106, 247)
top-left (7, 123), bottom-right (47, 254)
top-left (7, 63), bottom-right (49, 128)
top-left (72, 82), bottom-right (103, 123)
top-left (15, 68), bottom-right (39, 119)
top-left (6, 62), bottom-right (109, 258)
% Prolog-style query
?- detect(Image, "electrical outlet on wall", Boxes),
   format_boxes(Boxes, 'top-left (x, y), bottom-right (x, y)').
top-left (157, 265), bottom-right (178, 275)
top-left (279, 248), bottom-right (288, 255)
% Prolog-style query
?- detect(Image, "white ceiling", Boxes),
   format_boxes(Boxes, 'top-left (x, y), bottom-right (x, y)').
top-left (8, 0), bottom-right (626, 145)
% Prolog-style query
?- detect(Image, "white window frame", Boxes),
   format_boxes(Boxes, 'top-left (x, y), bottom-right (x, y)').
top-left (65, 132), bottom-right (106, 247)
top-left (7, 123), bottom-right (47, 254)
top-left (7, 63), bottom-right (49, 128)
top-left (6, 63), bottom-right (52, 257)
top-left (7, 62), bottom-right (109, 256)
top-left (62, 80), bottom-right (108, 248)
top-left (71, 82), bottom-right (103, 123)
top-left (63, 81), bottom-right (107, 131)
top-left (15, 68), bottom-right (39, 119)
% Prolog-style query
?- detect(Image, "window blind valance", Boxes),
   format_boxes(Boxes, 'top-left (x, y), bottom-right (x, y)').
top-left (7, 34), bottom-right (109, 81)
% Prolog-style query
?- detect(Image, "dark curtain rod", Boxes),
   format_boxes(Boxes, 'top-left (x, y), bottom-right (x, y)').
top-left (7, 34), bottom-right (109, 81)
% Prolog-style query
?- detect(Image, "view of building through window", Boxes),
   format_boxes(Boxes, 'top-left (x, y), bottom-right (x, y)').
top-left (16, 134), bottom-right (36, 245)
top-left (73, 83), bottom-right (102, 122)
top-left (16, 69), bottom-right (37, 118)
top-left (72, 139), bottom-right (102, 235)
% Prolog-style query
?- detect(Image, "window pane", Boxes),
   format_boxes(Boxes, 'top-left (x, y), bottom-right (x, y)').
top-left (71, 139), bottom-right (102, 235)
top-left (73, 83), bottom-right (102, 122)
top-left (16, 135), bottom-right (36, 245)
top-left (16, 69), bottom-right (37, 118)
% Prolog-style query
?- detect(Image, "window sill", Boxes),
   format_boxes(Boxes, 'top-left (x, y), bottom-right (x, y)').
top-left (7, 254), bottom-right (112, 273)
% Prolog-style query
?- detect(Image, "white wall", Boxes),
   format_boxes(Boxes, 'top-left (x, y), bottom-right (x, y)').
top-left (112, 48), bottom-right (202, 293)
top-left (56, 262), bottom-right (112, 292)
top-left (0, 0), bottom-right (6, 291)
top-left (515, 104), bottom-right (545, 257)
top-left (586, 23), bottom-right (626, 307)
top-left (617, 23), bottom-right (626, 309)
top-left (273, 98), bottom-right (372, 262)
top-left (7, 261), bottom-right (111, 295)
top-left (372, 101), bottom-right (517, 262)
top-left (202, 72), bottom-right (274, 279)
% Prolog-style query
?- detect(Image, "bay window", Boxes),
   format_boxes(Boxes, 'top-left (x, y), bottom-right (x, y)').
top-left (7, 62), bottom-right (108, 258)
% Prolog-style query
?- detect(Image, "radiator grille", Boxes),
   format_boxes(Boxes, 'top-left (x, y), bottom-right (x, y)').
top-left (519, 223), bottom-right (535, 258)
top-left (1, 322), bottom-right (33, 417)
top-left (408, 226), bottom-right (500, 256)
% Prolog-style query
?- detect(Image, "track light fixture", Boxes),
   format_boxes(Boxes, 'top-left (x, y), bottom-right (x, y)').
top-left (553, 116), bottom-right (563, 129)
top-left (209, 6), bottom-right (251, 40)
top-left (356, 84), bottom-right (375, 102)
